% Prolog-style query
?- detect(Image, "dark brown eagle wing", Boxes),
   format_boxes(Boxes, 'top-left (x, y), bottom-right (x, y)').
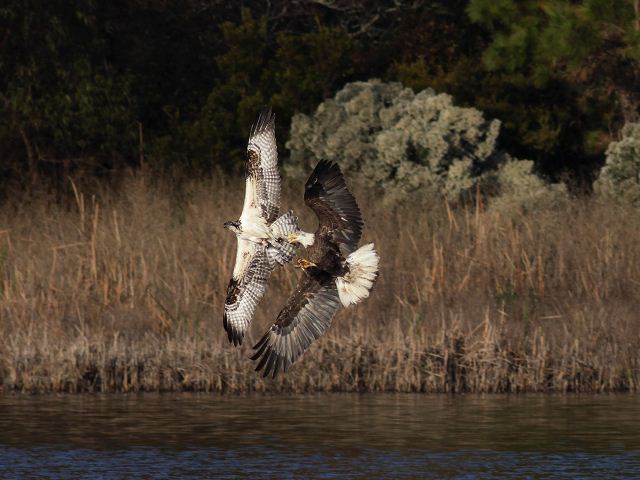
top-left (304, 160), bottom-right (363, 256)
top-left (251, 275), bottom-right (341, 378)
top-left (244, 107), bottom-right (280, 223)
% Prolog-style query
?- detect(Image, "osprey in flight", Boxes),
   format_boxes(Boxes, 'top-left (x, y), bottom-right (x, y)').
top-left (251, 160), bottom-right (380, 378)
top-left (223, 108), bottom-right (303, 346)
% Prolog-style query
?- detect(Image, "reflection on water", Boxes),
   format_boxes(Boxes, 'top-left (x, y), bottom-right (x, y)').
top-left (0, 394), bottom-right (639, 478)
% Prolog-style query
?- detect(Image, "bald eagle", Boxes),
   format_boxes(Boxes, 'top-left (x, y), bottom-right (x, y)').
top-left (251, 160), bottom-right (380, 377)
top-left (223, 108), bottom-right (300, 346)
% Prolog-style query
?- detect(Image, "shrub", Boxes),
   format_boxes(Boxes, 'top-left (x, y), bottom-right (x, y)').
top-left (595, 123), bottom-right (640, 204)
top-left (287, 79), bottom-right (563, 204)
top-left (489, 158), bottom-right (567, 214)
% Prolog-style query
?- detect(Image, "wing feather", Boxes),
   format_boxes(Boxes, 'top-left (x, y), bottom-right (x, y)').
top-left (223, 239), bottom-right (274, 346)
top-left (244, 107), bottom-right (280, 223)
top-left (304, 160), bottom-right (363, 256)
top-left (251, 276), bottom-right (341, 378)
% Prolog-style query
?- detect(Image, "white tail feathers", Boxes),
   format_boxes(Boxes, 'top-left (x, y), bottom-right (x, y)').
top-left (336, 243), bottom-right (379, 307)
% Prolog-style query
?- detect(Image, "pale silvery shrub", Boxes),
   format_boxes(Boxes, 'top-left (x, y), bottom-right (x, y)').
top-left (595, 123), bottom-right (640, 204)
top-left (287, 79), bottom-right (506, 201)
top-left (287, 79), bottom-right (566, 207)
top-left (489, 158), bottom-right (567, 214)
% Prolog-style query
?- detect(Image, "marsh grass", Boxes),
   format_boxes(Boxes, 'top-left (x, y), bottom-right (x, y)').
top-left (0, 170), bottom-right (638, 393)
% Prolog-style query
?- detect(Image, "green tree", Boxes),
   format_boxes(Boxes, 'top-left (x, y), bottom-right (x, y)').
top-left (273, 24), bottom-right (353, 116)
top-left (467, 0), bottom-right (640, 126)
top-left (0, 1), bottom-right (136, 183)
top-left (458, 0), bottom-right (640, 186)
top-left (153, 9), bottom-right (354, 172)
top-left (152, 9), bottom-right (272, 172)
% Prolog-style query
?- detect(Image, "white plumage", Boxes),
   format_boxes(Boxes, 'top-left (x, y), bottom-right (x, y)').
top-left (336, 243), bottom-right (379, 307)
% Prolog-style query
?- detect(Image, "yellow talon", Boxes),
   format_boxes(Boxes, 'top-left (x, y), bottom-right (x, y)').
top-left (287, 233), bottom-right (298, 243)
top-left (295, 258), bottom-right (317, 269)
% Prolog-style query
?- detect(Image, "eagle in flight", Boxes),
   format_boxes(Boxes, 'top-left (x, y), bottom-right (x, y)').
top-left (223, 108), bottom-right (305, 346)
top-left (251, 160), bottom-right (380, 378)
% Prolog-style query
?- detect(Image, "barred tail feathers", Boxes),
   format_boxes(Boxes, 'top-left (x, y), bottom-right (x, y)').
top-left (271, 210), bottom-right (299, 237)
top-left (336, 243), bottom-right (379, 307)
top-left (267, 241), bottom-right (297, 266)
top-left (267, 211), bottom-right (299, 265)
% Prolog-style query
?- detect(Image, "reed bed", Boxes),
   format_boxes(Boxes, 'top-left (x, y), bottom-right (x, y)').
top-left (0, 171), bottom-right (638, 393)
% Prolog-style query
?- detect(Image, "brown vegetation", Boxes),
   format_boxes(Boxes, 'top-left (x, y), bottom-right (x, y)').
top-left (0, 172), bottom-right (639, 393)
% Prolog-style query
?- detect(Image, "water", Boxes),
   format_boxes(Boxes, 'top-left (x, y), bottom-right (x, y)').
top-left (0, 394), bottom-right (639, 479)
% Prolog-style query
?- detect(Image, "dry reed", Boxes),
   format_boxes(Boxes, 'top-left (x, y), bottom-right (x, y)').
top-left (0, 171), bottom-right (638, 393)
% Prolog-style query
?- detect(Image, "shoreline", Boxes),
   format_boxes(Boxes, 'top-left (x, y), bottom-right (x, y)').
top-left (2, 325), bottom-right (637, 395)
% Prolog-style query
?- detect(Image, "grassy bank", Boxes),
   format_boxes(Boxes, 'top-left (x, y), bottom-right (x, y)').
top-left (0, 172), bottom-right (638, 393)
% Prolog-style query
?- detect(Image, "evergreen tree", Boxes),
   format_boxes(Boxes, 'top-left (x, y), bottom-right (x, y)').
top-left (0, 1), bottom-right (136, 183)
top-left (153, 9), bottom-right (354, 172)
top-left (464, 0), bottom-right (640, 186)
top-left (468, 0), bottom-right (640, 125)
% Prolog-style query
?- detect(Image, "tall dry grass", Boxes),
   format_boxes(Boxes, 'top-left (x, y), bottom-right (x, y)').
top-left (0, 171), bottom-right (638, 393)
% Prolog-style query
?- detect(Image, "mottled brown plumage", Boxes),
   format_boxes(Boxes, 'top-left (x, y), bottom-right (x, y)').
top-left (246, 108), bottom-right (280, 223)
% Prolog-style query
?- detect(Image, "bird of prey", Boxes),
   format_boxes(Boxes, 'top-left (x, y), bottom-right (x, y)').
top-left (251, 160), bottom-right (380, 377)
top-left (223, 107), bottom-right (301, 346)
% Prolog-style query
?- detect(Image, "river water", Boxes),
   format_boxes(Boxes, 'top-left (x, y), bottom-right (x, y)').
top-left (0, 394), bottom-right (638, 478)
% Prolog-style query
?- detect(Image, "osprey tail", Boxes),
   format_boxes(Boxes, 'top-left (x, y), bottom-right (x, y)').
top-left (268, 210), bottom-right (299, 265)
top-left (271, 210), bottom-right (299, 236)
top-left (336, 243), bottom-right (379, 307)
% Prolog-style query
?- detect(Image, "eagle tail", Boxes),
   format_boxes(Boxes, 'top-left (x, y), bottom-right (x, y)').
top-left (336, 243), bottom-right (379, 307)
top-left (267, 211), bottom-right (299, 265)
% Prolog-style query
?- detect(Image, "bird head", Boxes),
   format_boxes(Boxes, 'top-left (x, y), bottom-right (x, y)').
top-left (287, 232), bottom-right (315, 247)
top-left (223, 220), bottom-right (241, 234)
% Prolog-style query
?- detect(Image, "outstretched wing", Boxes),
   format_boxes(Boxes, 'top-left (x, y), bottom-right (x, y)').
top-left (251, 276), bottom-right (341, 378)
top-left (304, 160), bottom-right (363, 256)
top-left (223, 239), bottom-right (273, 346)
top-left (241, 107), bottom-right (280, 223)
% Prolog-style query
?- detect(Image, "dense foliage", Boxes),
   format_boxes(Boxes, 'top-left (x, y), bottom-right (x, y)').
top-left (467, 0), bottom-right (640, 187)
top-left (289, 80), bottom-right (503, 199)
top-left (288, 80), bottom-right (567, 205)
top-left (595, 123), bottom-right (640, 203)
top-left (1, 1), bottom-right (638, 190)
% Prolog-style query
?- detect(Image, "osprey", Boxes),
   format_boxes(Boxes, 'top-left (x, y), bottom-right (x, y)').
top-left (251, 160), bottom-right (380, 377)
top-left (223, 108), bottom-right (301, 346)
